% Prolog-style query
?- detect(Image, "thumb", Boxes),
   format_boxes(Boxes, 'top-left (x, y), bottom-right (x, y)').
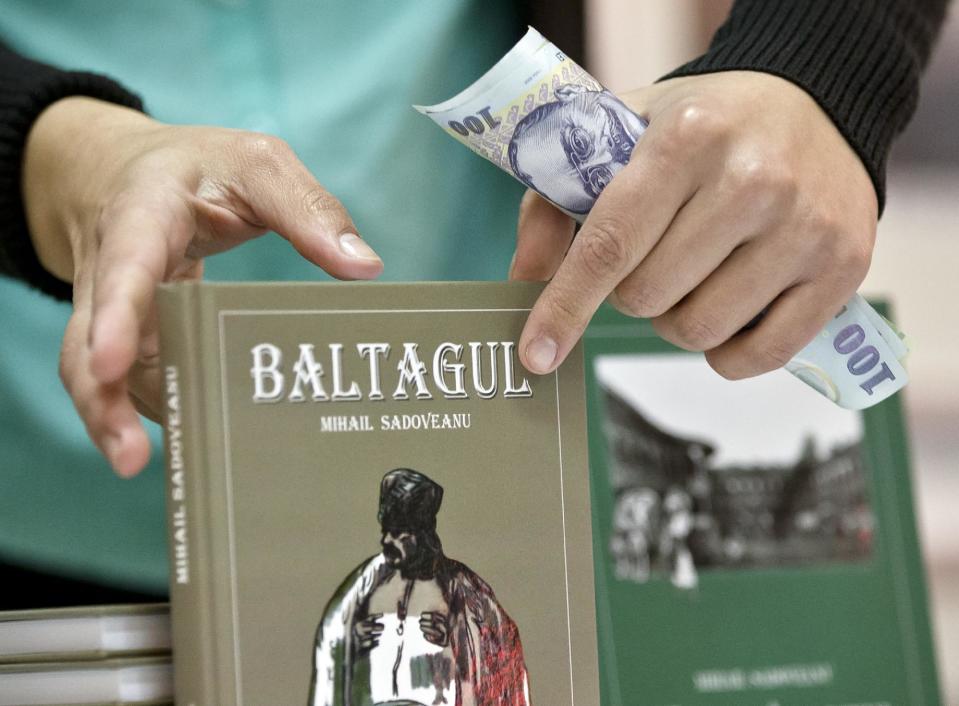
top-left (229, 135), bottom-right (383, 281)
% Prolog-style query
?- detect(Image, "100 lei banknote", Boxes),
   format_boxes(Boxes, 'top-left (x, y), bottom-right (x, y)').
top-left (415, 27), bottom-right (908, 410)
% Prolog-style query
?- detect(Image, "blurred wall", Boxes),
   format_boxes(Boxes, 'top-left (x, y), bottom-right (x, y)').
top-left (585, 0), bottom-right (718, 90)
top-left (890, 6), bottom-right (959, 167)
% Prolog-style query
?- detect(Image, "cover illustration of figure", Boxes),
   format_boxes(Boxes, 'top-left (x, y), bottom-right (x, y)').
top-left (507, 85), bottom-right (646, 215)
top-left (308, 468), bottom-right (529, 706)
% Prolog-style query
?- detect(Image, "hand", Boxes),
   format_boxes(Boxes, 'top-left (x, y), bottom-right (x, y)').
top-left (511, 72), bottom-right (877, 380)
top-left (419, 610), bottom-right (450, 646)
top-left (353, 613), bottom-right (385, 650)
top-left (23, 97), bottom-right (383, 476)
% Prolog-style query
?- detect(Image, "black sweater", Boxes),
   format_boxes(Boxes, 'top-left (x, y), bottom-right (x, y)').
top-left (0, 41), bottom-right (143, 300)
top-left (0, 0), bottom-right (949, 300)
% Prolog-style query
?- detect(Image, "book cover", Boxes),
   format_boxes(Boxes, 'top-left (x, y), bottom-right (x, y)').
top-left (157, 281), bottom-right (598, 706)
top-left (0, 604), bottom-right (170, 664)
top-left (583, 304), bottom-right (940, 705)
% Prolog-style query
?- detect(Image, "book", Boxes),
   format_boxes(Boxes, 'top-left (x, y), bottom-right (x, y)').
top-left (157, 281), bottom-right (598, 705)
top-left (0, 656), bottom-right (172, 706)
top-left (0, 604), bottom-right (170, 664)
top-left (583, 303), bottom-right (941, 705)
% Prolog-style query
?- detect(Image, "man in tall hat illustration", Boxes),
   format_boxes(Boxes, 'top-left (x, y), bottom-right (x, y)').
top-left (309, 468), bottom-right (529, 706)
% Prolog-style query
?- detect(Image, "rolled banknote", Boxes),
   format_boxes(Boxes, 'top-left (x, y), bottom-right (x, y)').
top-left (415, 27), bottom-right (908, 410)
top-left (785, 294), bottom-right (908, 409)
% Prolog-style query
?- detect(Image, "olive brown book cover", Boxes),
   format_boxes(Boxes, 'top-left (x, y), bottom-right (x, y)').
top-left (157, 281), bottom-right (598, 706)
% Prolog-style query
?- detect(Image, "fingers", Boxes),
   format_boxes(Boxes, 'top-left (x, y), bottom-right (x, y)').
top-left (420, 611), bottom-right (446, 624)
top-left (704, 280), bottom-right (850, 380)
top-left (610, 186), bottom-right (755, 318)
top-left (358, 631), bottom-right (381, 649)
top-left (60, 300), bottom-right (151, 477)
top-left (69, 193), bottom-right (182, 475)
top-left (228, 135), bottom-right (382, 281)
top-left (89, 197), bottom-right (177, 384)
top-left (356, 614), bottom-right (383, 648)
top-left (649, 192), bottom-right (869, 379)
top-left (510, 191), bottom-right (575, 281)
top-left (649, 235), bottom-right (860, 381)
top-left (419, 612), bottom-right (448, 645)
top-left (650, 236), bottom-right (803, 353)
top-left (363, 615), bottom-right (384, 633)
top-left (519, 131), bottom-right (701, 374)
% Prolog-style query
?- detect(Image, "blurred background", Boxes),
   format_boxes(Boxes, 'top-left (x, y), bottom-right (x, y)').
top-left (585, 1), bottom-right (959, 702)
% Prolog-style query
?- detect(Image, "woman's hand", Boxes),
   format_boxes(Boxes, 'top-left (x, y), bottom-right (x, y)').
top-left (23, 97), bottom-right (383, 476)
top-left (511, 71), bottom-right (878, 380)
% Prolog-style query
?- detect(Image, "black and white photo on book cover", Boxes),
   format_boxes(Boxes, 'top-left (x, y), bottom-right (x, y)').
top-left (595, 354), bottom-right (873, 591)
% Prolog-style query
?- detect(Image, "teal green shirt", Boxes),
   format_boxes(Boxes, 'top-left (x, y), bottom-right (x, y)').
top-left (0, 0), bottom-right (523, 592)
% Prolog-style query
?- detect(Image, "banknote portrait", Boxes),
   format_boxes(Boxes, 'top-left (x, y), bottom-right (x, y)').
top-left (507, 85), bottom-right (646, 214)
top-left (309, 468), bottom-right (529, 706)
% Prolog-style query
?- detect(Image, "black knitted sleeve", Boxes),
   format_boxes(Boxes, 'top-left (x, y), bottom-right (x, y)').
top-left (661, 0), bottom-right (950, 213)
top-left (0, 41), bottom-right (144, 301)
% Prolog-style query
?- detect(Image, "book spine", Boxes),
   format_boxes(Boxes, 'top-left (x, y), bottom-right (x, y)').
top-left (158, 283), bottom-right (215, 706)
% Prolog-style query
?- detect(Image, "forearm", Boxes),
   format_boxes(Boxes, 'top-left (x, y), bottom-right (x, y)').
top-left (0, 40), bottom-right (144, 299)
top-left (661, 0), bottom-right (950, 213)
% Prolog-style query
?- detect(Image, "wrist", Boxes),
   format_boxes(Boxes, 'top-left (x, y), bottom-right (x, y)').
top-left (22, 96), bottom-right (156, 283)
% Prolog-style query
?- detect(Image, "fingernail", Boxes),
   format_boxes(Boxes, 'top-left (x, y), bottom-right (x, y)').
top-left (508, 250), bottom-right (518, 279)
top-left (338, 233), bottom-right (381, 261)
top-left (526, 336), bottom-right (558, 374)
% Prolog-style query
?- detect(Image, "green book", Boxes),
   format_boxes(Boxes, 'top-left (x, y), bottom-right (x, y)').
top-left (584, 303), bottom-right (940, 706)
top-left (156, 281), bottom-right (598, 706)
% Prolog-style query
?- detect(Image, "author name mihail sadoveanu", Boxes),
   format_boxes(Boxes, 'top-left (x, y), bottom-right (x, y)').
top-left (319, 412), bottom-right (473, 433)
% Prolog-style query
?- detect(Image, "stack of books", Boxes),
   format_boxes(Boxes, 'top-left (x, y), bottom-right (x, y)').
top-left (0, 283), bottom-right (941, 705)
top-left (155, 282), bottom-right (940, 705)
top-left (0, 604), bottom-right (172, 706)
